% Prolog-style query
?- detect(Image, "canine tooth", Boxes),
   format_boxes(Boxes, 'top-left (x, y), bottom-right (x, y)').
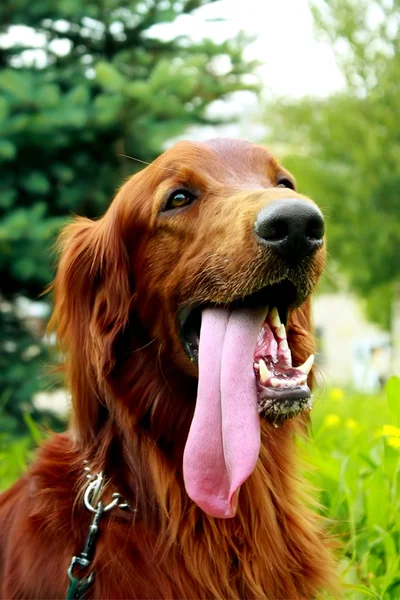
top-left (284, 350), bottom-right (292, 365)
top-left (279, 339), bottom-right (289, 352)
top-left (269, 307), bottom-right (281, 328)
top-left (270, 377), bottom-right (281, 388)
top-left (297, 354), bottom-right (315, 375)
top-left (276, 324), bottom-right (286, 339)
top-left (259, 359), bottom-right (271, 383)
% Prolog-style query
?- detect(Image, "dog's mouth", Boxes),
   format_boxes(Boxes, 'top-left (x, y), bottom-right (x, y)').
top-left (182, 278), bottom-right (315, 518)
top-left (178, 280), bottom-right (313, 425)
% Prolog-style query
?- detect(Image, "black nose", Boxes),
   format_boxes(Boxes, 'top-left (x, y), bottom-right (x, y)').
top-left (254, 199), bottom-right (325, 263)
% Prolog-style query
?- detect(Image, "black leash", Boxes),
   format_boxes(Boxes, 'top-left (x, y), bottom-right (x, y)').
top-left (66, 501), bottom-right (102, 599)
top-left (66, 467), bottom-right (131, 600)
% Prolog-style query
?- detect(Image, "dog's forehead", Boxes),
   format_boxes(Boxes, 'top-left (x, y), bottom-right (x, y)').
top-left (157, 138), bottom-right (281, 183)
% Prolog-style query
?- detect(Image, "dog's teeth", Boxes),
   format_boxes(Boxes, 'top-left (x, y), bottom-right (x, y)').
top-left (259, 359), bottom-right (271, 384)
top-left (270, 377), bottom-right (281, 388)
top-left (298, 374), bottom-right (307, 385)
top-left (276, 324), bottom-right (286, 339)
top-left (297, 354), bottom-right (314, 375)
top-left (269, 307), bottom-right (281, 328)
top-left (279, 339), bottom-right (289, 352)
top-left (284, 351), bottom-right (292, 366)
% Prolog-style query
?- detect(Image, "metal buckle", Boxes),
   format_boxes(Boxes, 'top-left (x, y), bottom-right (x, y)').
top-left (65, 465), bottom-right (131, 599)
top-left (67, 556), bottom-right (94, 584)
top-left (83, 472), bottom-right (130, 513)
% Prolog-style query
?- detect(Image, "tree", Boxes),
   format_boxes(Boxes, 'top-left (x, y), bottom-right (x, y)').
top-left (0, 0), bottom-right (259, 433)
top-left (263, 0), bottom-right (400, 331)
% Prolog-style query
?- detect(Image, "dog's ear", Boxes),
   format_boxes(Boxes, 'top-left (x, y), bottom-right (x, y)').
top-left (49, 207), bottom-right (132, 446)
top-left (287, 297), bottom-right (317, 389)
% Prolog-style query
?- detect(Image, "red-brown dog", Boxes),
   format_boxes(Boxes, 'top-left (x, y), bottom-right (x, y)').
top-left (0, 139), bottom-right (336, 599)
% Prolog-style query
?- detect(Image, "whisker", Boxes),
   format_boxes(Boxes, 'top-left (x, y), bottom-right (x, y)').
top-left (156, 344), bottom-right (175, 397)
top-left (129, 338), bottom-right (157, 353)
top-left (276, 152), bottom-right (320, 165)
top-left (117, 154), bottom-right (175, 173)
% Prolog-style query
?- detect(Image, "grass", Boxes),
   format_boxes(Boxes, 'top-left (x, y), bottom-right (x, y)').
top-left (0, 413), bottom-right (42, 489)
top-left (304, 377), bottom-right (400, 599)
top-left (1, 379), bottom-right (400, 598)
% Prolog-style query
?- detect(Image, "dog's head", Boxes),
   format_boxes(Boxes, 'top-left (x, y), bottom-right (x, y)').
top-left (51, 138), bottom-right (325, 518)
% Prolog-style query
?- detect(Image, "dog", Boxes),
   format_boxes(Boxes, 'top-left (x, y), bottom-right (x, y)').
top-left (0, 138), bottom-right (336, 599)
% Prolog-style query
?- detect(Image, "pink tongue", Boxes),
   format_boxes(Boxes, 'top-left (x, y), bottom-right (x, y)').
top-left (183, 306), bottom-right (266, 518)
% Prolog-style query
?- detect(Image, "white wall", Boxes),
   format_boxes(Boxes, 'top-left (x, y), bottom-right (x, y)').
top-left (312, 293), bottom-right (390, 390)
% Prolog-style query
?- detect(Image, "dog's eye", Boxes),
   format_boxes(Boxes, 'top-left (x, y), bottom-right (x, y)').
top-left (165, 189), bottom-right (196, 211)
top-left (276, 178), bottom-right (295, 190)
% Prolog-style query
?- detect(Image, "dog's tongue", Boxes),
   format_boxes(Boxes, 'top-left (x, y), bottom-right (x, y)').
top-left (183, 306), bottom-right (266, 518)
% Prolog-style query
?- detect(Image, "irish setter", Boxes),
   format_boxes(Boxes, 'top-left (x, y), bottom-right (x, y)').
top-left (0, 139), bottom-right (336, 599)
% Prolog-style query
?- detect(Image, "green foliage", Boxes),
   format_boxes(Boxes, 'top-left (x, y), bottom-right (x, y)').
top-left (264, 0), bottom-right (400, 326)
top-left (0, 301), bottom-right (65, 434)
top-left (0, 0), bottom-right (258, 430)
top-left (303, 377), bottom-right (400, 598)
top-left (0, 413), bottom-right (44, 491)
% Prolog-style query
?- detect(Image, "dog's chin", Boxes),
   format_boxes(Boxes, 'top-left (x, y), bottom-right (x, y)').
top-left (177, 279), bottom-right (314, 424)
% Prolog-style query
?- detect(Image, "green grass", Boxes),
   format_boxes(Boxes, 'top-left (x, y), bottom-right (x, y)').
top-left (0, 413), bottom-right (43, 489)
top-left (2, 380), bottom-right (400, 598)
top-left (304, 377), bottom-right (400, 599)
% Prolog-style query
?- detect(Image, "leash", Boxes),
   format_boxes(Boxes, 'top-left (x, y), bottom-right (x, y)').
top-left (65, 464), bottom-right (132, 600)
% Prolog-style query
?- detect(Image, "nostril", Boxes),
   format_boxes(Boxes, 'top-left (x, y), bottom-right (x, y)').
top-left (305, 217), bottom-right (325, 241)
top-left (264, 218), bottom-right (289, 242)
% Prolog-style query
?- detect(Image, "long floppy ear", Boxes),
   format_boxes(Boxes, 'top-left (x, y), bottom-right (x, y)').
top-left (49, 207), bottom-right (132, 447)
top-left (287, 297), bottom-right (317, 389)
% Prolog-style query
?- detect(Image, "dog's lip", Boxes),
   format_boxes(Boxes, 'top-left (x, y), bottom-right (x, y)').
top-left (177, 280), bottom-right (300, 365)
top-left (257, 386), bottom-right (313, 426)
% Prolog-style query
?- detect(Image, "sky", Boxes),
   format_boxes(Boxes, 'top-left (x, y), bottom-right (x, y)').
top-left (157, 0), bottom-right (345, 99)
top-left (149, 0), bottom-right (346, 141)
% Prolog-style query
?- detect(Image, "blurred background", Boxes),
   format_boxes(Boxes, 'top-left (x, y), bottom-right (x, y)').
top-left (1, 0), bottom-right (400, 597)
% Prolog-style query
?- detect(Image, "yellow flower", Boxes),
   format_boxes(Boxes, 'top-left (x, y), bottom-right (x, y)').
top-left (376, 424), bottom-right (400, 438)
top-left (387, 437), bottom-right (400, 449)
top-left (329, 388), bottom-right (344, 402)
top-left (324, 414), bottom-right (340, 427)
top-left (346, 418), bottom-right (358, 430)
top-left (376, 424), bottom-right (400, 449)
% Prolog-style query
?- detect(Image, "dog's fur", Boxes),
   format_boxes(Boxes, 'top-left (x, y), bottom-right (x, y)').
top-left (0, 139), bottom-right (336, 599)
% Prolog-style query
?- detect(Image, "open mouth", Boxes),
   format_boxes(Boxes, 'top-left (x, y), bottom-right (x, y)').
top-left (178, 280), bottom-right (313, 425)
top-left (182, 278), bottom-right (315, 518)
